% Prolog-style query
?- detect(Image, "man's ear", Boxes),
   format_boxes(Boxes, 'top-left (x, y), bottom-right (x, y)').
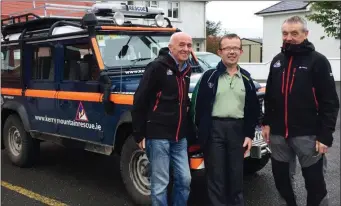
top-left (217, 49), bottom-right (222, 57)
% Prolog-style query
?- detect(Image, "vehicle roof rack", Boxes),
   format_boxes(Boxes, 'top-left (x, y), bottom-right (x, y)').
top-left (1, 2), bottom-right (174, 40)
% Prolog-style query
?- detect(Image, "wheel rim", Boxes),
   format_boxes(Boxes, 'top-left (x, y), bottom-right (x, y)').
top-left (129, 150), bottom-right (151, 196)
top-left (8, 126), bottom-right (22, 156)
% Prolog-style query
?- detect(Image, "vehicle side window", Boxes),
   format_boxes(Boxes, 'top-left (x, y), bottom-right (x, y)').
top-left (63, 43), bottom-right (98, 81)
top-left (32, 46), bottom-right (54, 80)
top-left (1, 46), bottom-right (21, 79)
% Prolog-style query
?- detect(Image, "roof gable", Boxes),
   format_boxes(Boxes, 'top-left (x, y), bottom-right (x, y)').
top-left (255, 1), bottom-right (310, 15)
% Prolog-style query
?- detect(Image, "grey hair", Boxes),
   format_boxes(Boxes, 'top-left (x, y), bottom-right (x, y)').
top-left (283, 16), bottom-right (308, 31)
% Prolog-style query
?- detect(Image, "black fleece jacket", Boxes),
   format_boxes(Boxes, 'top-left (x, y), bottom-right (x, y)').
top-left (131, 48), bottom-right (192, 143)
top-left (262, 39), bottom-right (339, 147)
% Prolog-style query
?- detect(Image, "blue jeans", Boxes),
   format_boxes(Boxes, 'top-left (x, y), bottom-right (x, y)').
top-left (146, 138), bottom-right (191, 206)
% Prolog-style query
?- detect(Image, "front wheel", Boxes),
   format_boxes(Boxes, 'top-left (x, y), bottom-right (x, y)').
top-left (243, 153), bottom-right (270, 175)
top-left (120, 135), bottom-right (151, 205)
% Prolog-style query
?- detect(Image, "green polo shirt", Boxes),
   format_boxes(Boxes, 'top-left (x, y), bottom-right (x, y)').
top-left (211, 67), bottom-right (246, 118)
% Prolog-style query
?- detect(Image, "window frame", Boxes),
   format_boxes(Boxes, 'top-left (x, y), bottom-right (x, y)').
top-left (168, 1), bottom-right (180, 20)
top-left (61, 40), bottom-right (98, 83)
top-left (30, 44), bottom-right (55, 82)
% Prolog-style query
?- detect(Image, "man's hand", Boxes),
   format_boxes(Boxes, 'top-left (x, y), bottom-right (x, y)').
top-left (138, 138), bottom-right (145, 150)
top-left (243, 137), bottom-right (252, 158)
top-left (316, 140), bottom-right (328, 154)
top-left (262, 125), bottom-right (270, 143)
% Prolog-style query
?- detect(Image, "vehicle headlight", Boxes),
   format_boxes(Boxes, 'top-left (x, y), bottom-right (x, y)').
top-left (155, 14), bottom-right (164, 27)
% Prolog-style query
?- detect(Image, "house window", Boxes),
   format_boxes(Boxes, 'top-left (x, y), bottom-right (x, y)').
top-left (145, 1), bottom-right (158, 7)
top-left (168, 2), bottom-right (179, 19)
top-left (196, 43), bottom-right (200, 52)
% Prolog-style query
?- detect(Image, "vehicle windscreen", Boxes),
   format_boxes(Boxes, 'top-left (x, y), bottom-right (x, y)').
top-left (197, 53), bottom-right (221, 69)
top-left (96, 34), bottom-right (170, 68)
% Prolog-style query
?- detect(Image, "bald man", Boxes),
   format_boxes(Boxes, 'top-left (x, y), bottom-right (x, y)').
top-left (132, 32), bottom-right (193, 206)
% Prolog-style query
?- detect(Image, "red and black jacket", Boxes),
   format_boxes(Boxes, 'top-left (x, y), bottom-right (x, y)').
top-left (262, 39), bottom-right (339, 147)
top-left (132, 49), bottom-right (192, 143)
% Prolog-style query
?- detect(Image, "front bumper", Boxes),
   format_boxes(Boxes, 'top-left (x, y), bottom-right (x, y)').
top-left (189, 126), bottom-right (271, 170)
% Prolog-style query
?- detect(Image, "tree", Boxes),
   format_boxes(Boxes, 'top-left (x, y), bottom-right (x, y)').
top-left (206, 20), bottom-right (222, 36)
top-left (306, 1), bottom-right (341, 39)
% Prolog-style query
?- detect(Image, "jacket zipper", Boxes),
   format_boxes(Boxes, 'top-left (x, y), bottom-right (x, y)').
top-left (289, 68), bottom-right (296, 94)
top-left (312, 87), bottom-right (319, 109)
top-left (284, 57), bottom-right (293, 138)
top-left (281, 71), bottom-right (285, 94)
top-left (175, 77), bottom-right (182, 142)
top-left (153, 91), bottom-right (162, 111)
top-left (175, 69), bottom-right (190, 142)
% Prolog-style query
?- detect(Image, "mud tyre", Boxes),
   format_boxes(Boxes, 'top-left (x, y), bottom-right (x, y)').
top-left (120, 135), bottom-right (151, 205)
top-left (3, 114), bottom-right (40, 167)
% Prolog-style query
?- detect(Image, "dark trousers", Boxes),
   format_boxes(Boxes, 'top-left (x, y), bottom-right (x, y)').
top-left (270, 135), bottom-right (329, 206)
top-left (204, 118), bottom-right (245, 206)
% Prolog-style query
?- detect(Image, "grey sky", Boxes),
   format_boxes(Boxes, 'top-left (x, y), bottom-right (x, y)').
top-left (206, 1), bottom-right (280, 38)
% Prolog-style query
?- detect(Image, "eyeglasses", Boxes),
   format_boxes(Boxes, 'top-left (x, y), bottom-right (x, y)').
top-left (220, 47), bottom-right (241, 52)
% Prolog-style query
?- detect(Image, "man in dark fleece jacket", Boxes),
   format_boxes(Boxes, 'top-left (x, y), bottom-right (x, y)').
top-left (131, 32), bottom-right (193, 206)
top-left (262, 16), bottom-right (339, 206)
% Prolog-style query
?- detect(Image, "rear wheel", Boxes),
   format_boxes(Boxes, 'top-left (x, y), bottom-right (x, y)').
top-left (120, 135), bottom-right (151, 205)
top-left (3, 114), bottom-right (40, 167)
top-left (244, 153), bottom-right (270, 175)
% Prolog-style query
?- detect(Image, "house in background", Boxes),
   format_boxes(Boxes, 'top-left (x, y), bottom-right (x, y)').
top-left (240, 38), bottom-right (262, 63)
top-left (255, 1), bottom-right (340, 63)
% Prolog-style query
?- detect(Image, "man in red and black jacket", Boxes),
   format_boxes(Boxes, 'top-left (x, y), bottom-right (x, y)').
top-left (131, 32), bottom-right (193, 206)
top-left (262, 16), bottom-right (339, 206)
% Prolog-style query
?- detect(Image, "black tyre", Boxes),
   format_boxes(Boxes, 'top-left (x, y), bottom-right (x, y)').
top-left (3, 114), bottom-right (40, 167)
top-left (243, 153), bottom-right (270, 175)
top-left (120, 135), bottom-right (151, 205)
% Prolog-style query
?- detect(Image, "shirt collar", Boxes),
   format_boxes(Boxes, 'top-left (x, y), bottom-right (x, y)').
top-left (168, 51), bottom-right (187, 72)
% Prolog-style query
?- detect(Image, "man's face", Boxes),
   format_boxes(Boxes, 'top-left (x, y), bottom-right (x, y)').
top-left (282, 22), bottom-right (308, 44)
top-left (217, 37), bottom-right (243, 66)
top-left (169, 35), bottom-right (192, 63)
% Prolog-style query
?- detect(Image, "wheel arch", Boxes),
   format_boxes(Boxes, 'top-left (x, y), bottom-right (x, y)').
top-left (1, 101), bottom-right (31, 149)
top-left (113, 110), bottom-right (133, 155)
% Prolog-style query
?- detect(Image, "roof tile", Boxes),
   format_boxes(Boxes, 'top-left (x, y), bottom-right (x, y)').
top-left (255, 1), bottom-right (310, 15)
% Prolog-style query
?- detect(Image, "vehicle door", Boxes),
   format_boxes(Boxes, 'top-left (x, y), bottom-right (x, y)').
top-left (24, 42), bottom-right (59, 134)
top-left (56, 37), bottom-right (104, 143)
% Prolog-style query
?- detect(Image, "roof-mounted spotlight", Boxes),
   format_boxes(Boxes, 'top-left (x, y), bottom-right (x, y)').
top-left (113, 12), bottom-right (125, 25)
top-left (155, 14), bottom-right (164, 27)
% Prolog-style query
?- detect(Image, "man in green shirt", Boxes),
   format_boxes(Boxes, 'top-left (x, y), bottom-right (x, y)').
top-left (190, 34), bottom-right (260, 206)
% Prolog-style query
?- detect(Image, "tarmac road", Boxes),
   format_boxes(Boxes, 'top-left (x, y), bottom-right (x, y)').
top-left (1, 83), bottom-right (340, 206)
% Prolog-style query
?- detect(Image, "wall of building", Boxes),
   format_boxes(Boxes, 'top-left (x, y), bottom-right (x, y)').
top-left (240, 39), bottom-right (262, 63)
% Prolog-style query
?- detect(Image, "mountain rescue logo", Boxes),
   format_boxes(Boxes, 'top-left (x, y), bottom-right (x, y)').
top-left (273, 60), bottom-right (281, 68)
top-left (75, 102), bottom-right (88, 122)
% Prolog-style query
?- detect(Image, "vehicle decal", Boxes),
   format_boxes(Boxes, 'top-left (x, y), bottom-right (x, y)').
top-left (1, 88), bottom-right (133, 105)
top-left (100, 26), bottom-right (176, 32)
top-left (34, 115), bottom-right (102, 131)
top-left (75, 102), bottom-right (89, 122)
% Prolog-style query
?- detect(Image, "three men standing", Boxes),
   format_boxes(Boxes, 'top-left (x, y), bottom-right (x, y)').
top-left (262, 16), bottom-right (339, 206)
top-left (190, 33), bottom-right (260, 206)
